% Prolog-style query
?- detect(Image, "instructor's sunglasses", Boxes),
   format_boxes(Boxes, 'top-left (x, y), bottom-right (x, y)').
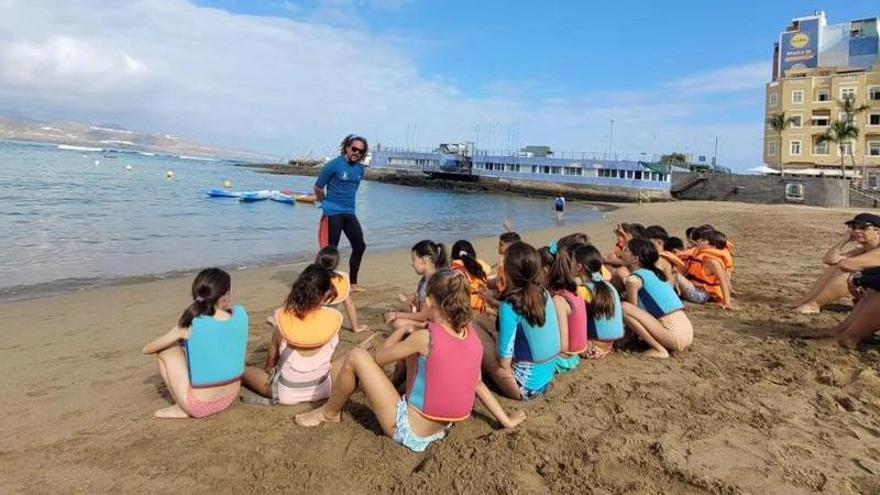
top-left (849, 223), bottom-right (876, 231)
top-left (349, 146), bottom-right (365, 154)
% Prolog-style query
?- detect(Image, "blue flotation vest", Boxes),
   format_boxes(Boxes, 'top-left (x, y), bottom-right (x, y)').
top-left (631, 269), bottom-right (684, 318)
top-left (584, 281), bottom-right (625, 341)
top-left (185, 305), bottom-right (249, 388)
top-left (510, 292), bottom-right (561, 364)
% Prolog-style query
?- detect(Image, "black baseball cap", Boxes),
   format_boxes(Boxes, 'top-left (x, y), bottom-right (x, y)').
top-left (845, 213), bottom-right (880, 227)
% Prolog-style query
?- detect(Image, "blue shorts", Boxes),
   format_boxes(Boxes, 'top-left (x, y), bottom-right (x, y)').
top-left (681, 286), bottom-right (710, 304)
top-left (393, 398), bottom-right (447, 452)
top-left (512, 362), bottom-right (552, 401)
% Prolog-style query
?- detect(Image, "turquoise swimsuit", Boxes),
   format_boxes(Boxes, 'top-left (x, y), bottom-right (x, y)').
top-left (498, 292), bottom-right (561, 398)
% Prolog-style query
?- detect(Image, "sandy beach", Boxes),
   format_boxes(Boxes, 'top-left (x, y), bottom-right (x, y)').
top-left (2, 200), bottom-right (879, 494)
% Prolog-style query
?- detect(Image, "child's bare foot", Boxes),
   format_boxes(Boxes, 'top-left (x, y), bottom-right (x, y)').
top-left (154, 404), bottom-right (189, 419)
top-left (793, 302), bottom-right (820, 314)
top-left (398, 293), bottom-right (409, 303)
top-left (351, 284), bottom-right (366, 293)
top-left (644, 348), bottom-right (670, 359)
top-left (353, 323), bottom-right (370, 333)
top-left (295, 406), bottom-right (341, 427)
top-left (836, 335), bottom-right (861, 349)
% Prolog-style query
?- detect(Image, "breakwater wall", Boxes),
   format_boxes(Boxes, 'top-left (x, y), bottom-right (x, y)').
top-left (671, 172), bottom-right (850, 208)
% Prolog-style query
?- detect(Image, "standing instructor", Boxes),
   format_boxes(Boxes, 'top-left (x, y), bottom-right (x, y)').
top-left (315, 134), bottom-right (368, 292)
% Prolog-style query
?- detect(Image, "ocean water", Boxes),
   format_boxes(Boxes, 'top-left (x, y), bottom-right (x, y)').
top-left (0, 141), bottom-right (604, 300)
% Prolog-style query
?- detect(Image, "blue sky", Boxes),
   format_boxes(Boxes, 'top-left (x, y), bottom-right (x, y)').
top-left (1, 1), bottom-right (878, 168)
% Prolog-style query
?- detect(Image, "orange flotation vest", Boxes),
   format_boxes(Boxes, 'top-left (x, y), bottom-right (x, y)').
top-left (328, 271), bottom-right (350, 305)
top-left (659, 251), bottom-right (687, 273)
top-left (450, 259), bottom-right (489, 313)
top-left (684, 248), bottom-right (734, 301)
top-left (274, 306), bottom-right (343, 349)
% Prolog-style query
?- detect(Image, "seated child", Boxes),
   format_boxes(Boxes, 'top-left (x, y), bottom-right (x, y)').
top-left (384, 240), bottom-right (447, 331)
top-left (678, 229), bottom-right (736, 309)
top-left (645, 225), bottom-right (686, 287)
top-left (545, 241), bottom-right (589, 373)
top-left (620, 239), bottom-right (694, 358)
top-left (489, 231), bottom-right (522, 291)
top-left (242, 264), bottom-right (344, 405)
top-left (573, 244), bottom-right (624, 360)
top-left (316, 246), bottom-right (368, 333)
top-left (664, 236), bottom-right (686, 255)
top-left (604, 223), bottom-right (645, 290)
top-left (449, 239), bottom-right (492, 314)
top-left (473, 242), bottom-right (561, 400)
top-left (142, 268), bottom-right (248, 418)
top-left (604, 223), bottom-right (645, 266)
top-left (537, 245), bottom-right (555, 287)
top-left (295, 269), bottom-right (526, 452)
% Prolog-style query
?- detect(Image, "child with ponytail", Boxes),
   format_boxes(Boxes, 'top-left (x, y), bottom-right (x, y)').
top-left (242, 263), bottom-right (346, 405)
top-left (143, 268), bottom-right (248, 418)
top-left (449, 240), bottom-right (492, 314)
top-left (572, 244), bottom-right (624, 360)
top-left (296, 269), bottom-right (525, 452)
top-left (384, 240), bottom-right (447, 332)
top-left (474, 242), bottom-right (561, 400)
top-left (545, 240), bottom-right (588, 373)
top-left (620, 239), bottom-right (693, 358)
top-left (315, 246), bottom-right (368, 333)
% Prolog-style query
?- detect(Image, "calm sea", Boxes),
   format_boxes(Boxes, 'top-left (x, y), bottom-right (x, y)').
top-left (0, 140), bottom-right (604, 301)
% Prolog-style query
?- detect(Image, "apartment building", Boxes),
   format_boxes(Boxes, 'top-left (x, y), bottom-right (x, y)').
top-left (764, 12), bottom-right (880, 176)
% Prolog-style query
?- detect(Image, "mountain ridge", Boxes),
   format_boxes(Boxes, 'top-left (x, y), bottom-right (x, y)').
top-left (0, 115), bottom-right (278, 162)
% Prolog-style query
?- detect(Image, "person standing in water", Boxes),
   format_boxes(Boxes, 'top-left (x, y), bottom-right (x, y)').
top-left (554, 195), bottom-right (566, 221)
top-left (315, 135), bottom-right (369, 292)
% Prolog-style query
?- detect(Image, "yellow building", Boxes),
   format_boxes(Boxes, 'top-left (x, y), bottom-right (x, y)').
top-left (764, 12), bottom-right (880, 179)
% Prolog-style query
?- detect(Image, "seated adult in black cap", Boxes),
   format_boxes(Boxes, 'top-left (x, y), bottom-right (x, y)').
top-left (793, 213), bottom-right (880, 314)
top-left (826, 266), bottom-right (880, 348)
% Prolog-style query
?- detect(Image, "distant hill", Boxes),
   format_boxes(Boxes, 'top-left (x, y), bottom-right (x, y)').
top-left (0, 116), bottom-right (278, 162)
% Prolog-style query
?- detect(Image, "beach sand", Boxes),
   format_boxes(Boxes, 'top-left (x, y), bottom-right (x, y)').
top-left (2, 201), bottom-right (879, 494)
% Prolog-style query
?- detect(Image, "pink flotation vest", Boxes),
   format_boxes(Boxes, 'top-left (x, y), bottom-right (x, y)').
top-left (406, 322), bottom-right (483, 422)
top-left (557, 289), bottom-right (588, 354)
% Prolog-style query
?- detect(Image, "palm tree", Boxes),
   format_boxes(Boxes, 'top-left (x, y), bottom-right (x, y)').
top-left (766, 112), bottom-right (796, 176)
top-left (837, 94), bottom-right (870, 182)
top-left (818, 120), bottom-right (860, 179)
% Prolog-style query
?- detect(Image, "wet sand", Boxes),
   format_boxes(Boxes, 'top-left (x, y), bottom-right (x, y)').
top-left (1, 201), bottom-right (879, 494)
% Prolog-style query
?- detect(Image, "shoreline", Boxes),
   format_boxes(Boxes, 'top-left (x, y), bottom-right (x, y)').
top-left (3, 201), bottom-right (879, 494)
top-left (0, 209), bottom-right (607, 306)
top-left (0, 202), bottom-right (609, 303)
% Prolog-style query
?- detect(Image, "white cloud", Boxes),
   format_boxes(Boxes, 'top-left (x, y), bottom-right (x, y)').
top-left (0, 37), bottom-right (147, 93)
top-left (667, 61), bottom-right (769, 94)
top-left (0, 0), bottom-right (767, 168)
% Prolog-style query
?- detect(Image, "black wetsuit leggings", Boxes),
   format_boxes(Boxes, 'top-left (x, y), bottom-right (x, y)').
top-left (327, 214), bottom-right (366, 284)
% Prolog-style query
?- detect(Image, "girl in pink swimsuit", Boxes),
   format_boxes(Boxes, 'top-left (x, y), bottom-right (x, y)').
top-left (242, 264), bottom-right (345, 405)
top-left (296, 269), bottom-right (526, 452)
top-left (142, 268), bottom-right (248, 419)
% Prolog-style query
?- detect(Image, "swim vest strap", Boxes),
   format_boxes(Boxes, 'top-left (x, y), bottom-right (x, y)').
top-left (269, 346), bottom-right (332, 405)
top-left (269, 346), bottom-right (294, 405)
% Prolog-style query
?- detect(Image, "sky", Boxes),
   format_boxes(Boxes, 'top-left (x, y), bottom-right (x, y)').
top-left (0, 1), bottom-right (877, 169)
